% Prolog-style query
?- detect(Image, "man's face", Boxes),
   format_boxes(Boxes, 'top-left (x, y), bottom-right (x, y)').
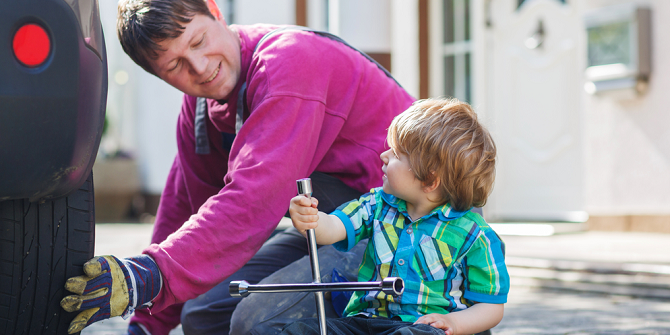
top-left (151, 14), bottom-right (241, 100)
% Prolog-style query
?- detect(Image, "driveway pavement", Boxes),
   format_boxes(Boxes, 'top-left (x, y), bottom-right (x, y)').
top-left (81, 224), bottom-right (670, 335)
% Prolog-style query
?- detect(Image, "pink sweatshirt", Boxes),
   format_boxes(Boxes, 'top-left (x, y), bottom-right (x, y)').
top-left (142, 24), bottom-right (414, 312)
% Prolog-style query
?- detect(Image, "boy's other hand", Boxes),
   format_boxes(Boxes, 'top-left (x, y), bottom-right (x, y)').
top-left (289, 195), bottom-right (319, 235)
top-left (415, 313), bottom-right (456, 335)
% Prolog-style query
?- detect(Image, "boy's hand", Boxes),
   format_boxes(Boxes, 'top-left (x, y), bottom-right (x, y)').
top-left (289, 195), bottom-right (319, 234)
top-left (415, 313), bottom-right (456, 335)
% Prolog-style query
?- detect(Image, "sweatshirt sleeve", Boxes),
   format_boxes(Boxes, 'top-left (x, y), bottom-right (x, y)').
top-left (149, 156), bottom-right (194, 245)
top-left (141, 27), bottom-right (412, 312)
top-left (148, 95), bottom-right (229, 245)
top-left (144, 93), bottom-right (333, 311)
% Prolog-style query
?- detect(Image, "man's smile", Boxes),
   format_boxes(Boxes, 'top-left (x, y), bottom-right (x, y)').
top-left (202, 62), bottom-right (221, 84)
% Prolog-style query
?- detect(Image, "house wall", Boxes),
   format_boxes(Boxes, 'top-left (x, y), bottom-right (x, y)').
top-left (234, 0), bottom-right (295, 25)
top-left (422, 0), bottom-right (669, 230)
top-left (581, 0), bottom-right (670, 231)
top-left (391, 0), bottom-right (420, 97)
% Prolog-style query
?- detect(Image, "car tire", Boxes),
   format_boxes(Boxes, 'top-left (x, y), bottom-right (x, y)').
top-left (0, 173), bottom-right (95, 335)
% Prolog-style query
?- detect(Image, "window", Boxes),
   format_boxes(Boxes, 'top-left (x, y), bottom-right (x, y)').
top-left (441, 0), bottom-right (471, 102)
top-left (518, 0), bottom-right (566, 9)
top-left (586, 21), bottom-right (630, 68)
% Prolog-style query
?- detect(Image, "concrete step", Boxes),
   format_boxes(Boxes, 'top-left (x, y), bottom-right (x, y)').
top-left (490, 222), bottom-right (587, 236)
top-left (507, 256), bottom-right (670, 299)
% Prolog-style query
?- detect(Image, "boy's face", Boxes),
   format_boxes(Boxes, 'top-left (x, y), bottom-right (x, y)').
top-left (150, 14), bottom-right (241, 100)
top-left (380, 147), bottom-right (425, 204)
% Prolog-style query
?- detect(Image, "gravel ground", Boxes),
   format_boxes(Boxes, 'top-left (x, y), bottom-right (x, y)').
top-left (493, 287), bottom-right (670, 335)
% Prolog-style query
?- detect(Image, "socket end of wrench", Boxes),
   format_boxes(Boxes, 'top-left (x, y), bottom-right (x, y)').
top-left (229, 280), bottom-right (250, 297)
top-left (296, 178), bottom-right (312, 197)
top-left (382, 277), bottom-right (404, 296)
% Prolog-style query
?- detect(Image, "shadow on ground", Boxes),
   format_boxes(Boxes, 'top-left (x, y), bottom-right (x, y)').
top-left (493, 287), bottom-right (670, 334)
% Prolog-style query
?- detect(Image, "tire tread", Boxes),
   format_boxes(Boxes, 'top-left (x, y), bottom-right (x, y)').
top-left (0, 174), bottom-right (95, 335)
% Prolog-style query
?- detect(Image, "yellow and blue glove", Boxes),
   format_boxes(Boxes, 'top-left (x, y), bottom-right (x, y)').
top-left (60, 255), bottom-right (162, 334)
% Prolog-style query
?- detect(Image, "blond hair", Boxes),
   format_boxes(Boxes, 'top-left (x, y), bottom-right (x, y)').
top-left (387, 98), bottom-right (496, 212)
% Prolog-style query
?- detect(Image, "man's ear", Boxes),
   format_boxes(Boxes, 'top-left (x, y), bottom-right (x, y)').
top-left (206, 0), bottom-right (224, 21)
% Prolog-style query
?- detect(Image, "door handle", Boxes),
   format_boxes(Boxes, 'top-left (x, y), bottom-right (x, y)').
top-left (525, 19), bottom-right (545, 49)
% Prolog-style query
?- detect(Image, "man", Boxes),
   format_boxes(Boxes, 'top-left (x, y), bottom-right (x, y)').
top-left (60, 0), bottom-right (414, 334)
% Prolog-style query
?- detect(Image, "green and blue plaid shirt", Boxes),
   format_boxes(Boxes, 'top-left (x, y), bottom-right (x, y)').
top-left (332, 187), bottom-right (509, 322)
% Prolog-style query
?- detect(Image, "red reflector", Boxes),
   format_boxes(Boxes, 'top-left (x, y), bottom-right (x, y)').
top-left (13, 23), bottom-right (51, 67)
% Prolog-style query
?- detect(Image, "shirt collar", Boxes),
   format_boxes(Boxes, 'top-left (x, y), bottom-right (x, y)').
top-left (379, 190), bottom-right (470, 221)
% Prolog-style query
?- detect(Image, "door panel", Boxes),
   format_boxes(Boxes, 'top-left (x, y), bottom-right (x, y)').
top-left (487, 0), bottom-right (586, 222)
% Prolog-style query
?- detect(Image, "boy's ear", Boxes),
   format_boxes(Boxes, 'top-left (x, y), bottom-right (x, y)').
top-left (206, 0), bottom-right (224, 21)
top-left (423, 174), bottom-right (441, 193)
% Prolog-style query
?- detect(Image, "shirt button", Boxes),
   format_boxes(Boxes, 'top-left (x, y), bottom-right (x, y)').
top-left (397, 259), bottom-right (405, 266)
top-left (407, 227), bottom-right (413, 234)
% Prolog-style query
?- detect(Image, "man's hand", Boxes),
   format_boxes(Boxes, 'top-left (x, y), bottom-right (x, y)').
top-left (60, 255), bottom-right (162, 334)
top-left (289, 195), bottom-right (319, 235)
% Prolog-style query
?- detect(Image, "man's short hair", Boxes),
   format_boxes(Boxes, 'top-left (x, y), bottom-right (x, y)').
top-left (117, 0), bottom-right (214, 75)
top-left (387, 98), bottom-right (497, 212)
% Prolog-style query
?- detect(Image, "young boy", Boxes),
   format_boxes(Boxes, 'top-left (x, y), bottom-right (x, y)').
top-left (284, 98), bottom-right (509, 335)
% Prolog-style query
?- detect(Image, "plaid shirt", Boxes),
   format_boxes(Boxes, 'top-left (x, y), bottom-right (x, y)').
top-left (332, 187), bottom-right (509, 322)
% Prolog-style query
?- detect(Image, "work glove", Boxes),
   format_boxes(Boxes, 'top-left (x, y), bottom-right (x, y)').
top-left (60, 255), bottom-right (162, 334)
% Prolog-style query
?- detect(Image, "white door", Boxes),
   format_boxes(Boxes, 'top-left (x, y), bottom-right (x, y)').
top-left (485, 0), bottom-right (587, 222)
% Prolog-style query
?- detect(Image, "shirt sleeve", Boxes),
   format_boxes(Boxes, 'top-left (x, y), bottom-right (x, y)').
top-left (462, 228), bottom-right (510, 304)
top-left (332, 191), bottom-right (377, 252)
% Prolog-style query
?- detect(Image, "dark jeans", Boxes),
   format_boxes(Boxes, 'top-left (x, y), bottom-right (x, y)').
top-left (180, 172), bottom-right (365, 335)
top-left (280, 316), bottom-right (445, 335)
top-left (231, 240), bottom-right (367, 334)
top-left (281, 317), bottom-right (493, 335)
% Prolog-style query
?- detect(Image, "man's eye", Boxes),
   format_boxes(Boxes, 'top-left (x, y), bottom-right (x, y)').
top-left (169, 60), bottom-right (180, 71)
top-left (194, 35), bottom-right (205, 47)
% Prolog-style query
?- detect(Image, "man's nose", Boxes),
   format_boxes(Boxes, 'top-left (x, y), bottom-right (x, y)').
top-left (187, 52), bottom-right (207, 75)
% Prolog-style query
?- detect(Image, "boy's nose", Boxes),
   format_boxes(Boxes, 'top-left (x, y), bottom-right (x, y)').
top-left (380, 149), bottom-right (390, 163)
